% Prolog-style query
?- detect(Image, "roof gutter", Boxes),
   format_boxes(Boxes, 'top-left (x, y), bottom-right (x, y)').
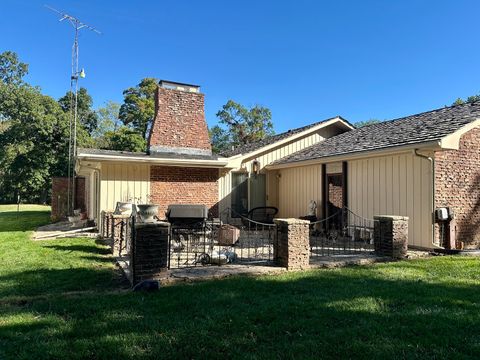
top-left (76, 153), bottom-right (229, 168)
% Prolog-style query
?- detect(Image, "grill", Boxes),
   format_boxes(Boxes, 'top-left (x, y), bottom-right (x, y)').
top-left (166, 204), bottom-right (208, 226)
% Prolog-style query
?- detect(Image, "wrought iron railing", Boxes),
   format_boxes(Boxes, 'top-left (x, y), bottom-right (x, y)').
top-left (309, 207), bottom-right (375, 257)
top-left (167, 209), bottom-right (277, 269)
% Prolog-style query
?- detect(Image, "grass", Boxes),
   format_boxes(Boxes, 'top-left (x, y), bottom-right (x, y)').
top-left (1, 205), bottom-right (480, 359)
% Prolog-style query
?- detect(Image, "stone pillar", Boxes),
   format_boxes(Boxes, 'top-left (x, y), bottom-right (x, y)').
top-left (111, 214), bottom-right (130, 257)
top-left (374, 215), bottom-right (408, 259)
top-left (273, 218), bottom-right (310, 270)
top-left (132, 222), bottom-right (170, 285)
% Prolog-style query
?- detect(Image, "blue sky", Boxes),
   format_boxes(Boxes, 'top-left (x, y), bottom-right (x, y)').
top-left (2, 0), bottom-right (480, 132)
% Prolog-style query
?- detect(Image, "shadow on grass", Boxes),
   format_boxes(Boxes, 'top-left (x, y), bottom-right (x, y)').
top-left (1, 261), bottom-right (480, 359)
top-left (0, 210), bottom-right (51, 232)
top-left (43, 244), bottom-right (111, 256)
top-left (0, 267), bottom-right (124, 298)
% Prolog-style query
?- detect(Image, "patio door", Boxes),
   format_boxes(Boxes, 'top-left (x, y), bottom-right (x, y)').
top-left (231, 172), bottom-right (266, 217)
top-left (232, 172), bottom-right (248, 217)
top-left (327, 174), bottom-right (343, 227)
top-left (322, 162), bottom-right (348, 229)
top-left (249, 174), bottom-right (266, 209)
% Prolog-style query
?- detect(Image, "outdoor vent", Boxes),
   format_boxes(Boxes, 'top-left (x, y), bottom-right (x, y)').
top-left (159, 80), bottom-right (200, 93)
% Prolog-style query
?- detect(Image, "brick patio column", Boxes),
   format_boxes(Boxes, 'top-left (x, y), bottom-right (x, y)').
top-left (111, 214), bottom-right (130, 257)
top-left (374, 215), bottom-right (408, 259)
top-left (273, 218), bottom-right (310, 270)
top-left (132, 222), bottom-right (170, 285)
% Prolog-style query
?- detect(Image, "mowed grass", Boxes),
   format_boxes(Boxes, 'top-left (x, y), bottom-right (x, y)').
top-left (1, 205), bottom-right (480, 359)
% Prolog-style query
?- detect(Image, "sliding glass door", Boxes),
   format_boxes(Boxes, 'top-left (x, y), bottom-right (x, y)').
top-left (231, 172), bottom-right (266, 217)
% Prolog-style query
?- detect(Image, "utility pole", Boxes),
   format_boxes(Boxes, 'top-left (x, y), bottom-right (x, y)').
top-left (45, 5), bottom-right (100, 215)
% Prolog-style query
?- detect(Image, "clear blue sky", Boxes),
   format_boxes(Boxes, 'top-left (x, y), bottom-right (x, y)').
top-left (2, 0), bottom-right (480, 132)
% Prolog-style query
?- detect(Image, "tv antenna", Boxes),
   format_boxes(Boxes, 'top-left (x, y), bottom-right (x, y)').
top-left (45, 5), bottom-right (101, 216)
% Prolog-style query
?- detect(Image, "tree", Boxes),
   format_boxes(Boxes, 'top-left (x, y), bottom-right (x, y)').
top-left (452, 93), bottom-right (480, 106)
top-left (58, 87), bottom-right (99, 134)
top-left (0, 84), bottom-right (71, 203)
top-left (102, 127), bottom-right (146, 152)
top-left (0, 51), bottom-right (91, 203)
top-left (93, 101), bottom-right (121, 148)
top-left (214, 100), bottom-right (274, 151)
top-left (119, 78), bottom-right (157, 139)
top-left (209, 125), bottom-right (232, 154)
top-left (0, 51), bottom-right (28, 85)
top-left (354, 119), bottom-right (381, 128)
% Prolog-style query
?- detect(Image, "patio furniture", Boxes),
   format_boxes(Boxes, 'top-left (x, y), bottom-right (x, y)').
top-left (241, 206), bottom-right (278, 226)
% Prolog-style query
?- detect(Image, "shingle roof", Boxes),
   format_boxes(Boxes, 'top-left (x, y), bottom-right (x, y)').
top-left (272, 101), bottom-right (480, 165)
top-left (77, 148), bottom-right (221, 161)
top-left (220, 116), bottom-right (350, 157)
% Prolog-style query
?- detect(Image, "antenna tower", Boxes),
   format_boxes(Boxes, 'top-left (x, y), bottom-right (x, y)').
top-left (45, 5), bottom-right (100, 215)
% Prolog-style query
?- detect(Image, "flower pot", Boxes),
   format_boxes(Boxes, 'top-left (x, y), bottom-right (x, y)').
top-left (137, 204), bottom-right (159, 223)
top-left (114, 202), bottom-right (133, 215)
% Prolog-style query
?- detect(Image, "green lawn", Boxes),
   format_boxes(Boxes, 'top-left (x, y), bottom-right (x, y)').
top-left (1, 205), bottom-right (480, 359)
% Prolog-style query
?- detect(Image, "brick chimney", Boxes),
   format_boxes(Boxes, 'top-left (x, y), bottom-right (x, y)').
top-left (148, 80), bottom-right (212, 156)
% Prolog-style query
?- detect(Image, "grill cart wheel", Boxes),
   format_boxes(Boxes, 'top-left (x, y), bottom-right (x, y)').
top-left (197, 253), bottom-right (210, 265)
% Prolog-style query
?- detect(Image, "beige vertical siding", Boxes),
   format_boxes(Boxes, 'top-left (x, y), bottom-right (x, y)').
top-left (275, 152), bottom-right (434, 248)
top-left (218, 169), bottom-right (232, 219)
top-left (277, 164), bottom-right (323, 218)
top-left (348, 152), bottom-right (433, 248)
top-left (241, 133), bottom-right (322, 173)
top-left (100, 162), bottom-right (150, 212)
top-left (266, 170), bottom-right (279, 208)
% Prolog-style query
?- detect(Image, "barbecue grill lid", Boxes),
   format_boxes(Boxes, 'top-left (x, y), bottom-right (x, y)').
top-left (166, 204), bottom-right (208, 219)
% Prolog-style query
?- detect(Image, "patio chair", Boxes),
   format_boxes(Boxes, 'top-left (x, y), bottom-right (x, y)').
top-left (241, 206), bottom-right (278, 226)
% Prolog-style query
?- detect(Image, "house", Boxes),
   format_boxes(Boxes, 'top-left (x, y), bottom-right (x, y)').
top-left (68, 79), bottom-right (480, 250)
top-left (71, 80), bottom-right (351, 226)
top-left (266, 102), bottom-right (480, 249)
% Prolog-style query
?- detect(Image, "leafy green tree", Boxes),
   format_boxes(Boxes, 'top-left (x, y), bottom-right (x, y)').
top-left (0, 51), bottom-right (92, 203)
top-left (214, 100), bottom-right (274, 151)
top-left (354, 119), bottom-right (382, 128)
top-left (58, 87), bottom-right (99, 134)
top-left (0, 84), bottom-right (71, 202)
top-left (119, 78), bottom-right (157, 139)
top-left (453, 94), bottom-right (480, 106)
top-left (93, 101), bottom-right (121, 148)
top-left (209, 125), bottom-right (232, 154)
top-left (0, 51), bottom-right (28, 85)
top-left (102, 127), bottom-right (146, 152)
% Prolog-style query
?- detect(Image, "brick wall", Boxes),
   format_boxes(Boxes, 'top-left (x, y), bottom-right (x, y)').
top-left (148, 86), bottom-right (211, 152)
top-left (435, 127), bottom-right (480, 248)
top-left (150, 166), bottom-right (219, 218)
top-left (328, 175), bottom-right (343, 208)
top-left (51, 177), bottom-right (86, 221)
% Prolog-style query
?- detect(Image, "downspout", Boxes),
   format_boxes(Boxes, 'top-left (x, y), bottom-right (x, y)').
top-left (413, 149), bottom-right (443, 249)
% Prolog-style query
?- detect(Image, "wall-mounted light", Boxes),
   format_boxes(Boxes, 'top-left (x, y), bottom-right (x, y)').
top-left (252, 159), bottom-right (260, 175)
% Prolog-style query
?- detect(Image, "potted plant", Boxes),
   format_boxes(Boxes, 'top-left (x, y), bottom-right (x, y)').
top-left (136, 194), bottom-right (159, 223)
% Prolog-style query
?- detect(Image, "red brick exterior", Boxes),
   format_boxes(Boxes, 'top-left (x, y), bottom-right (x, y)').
top-left (148, 86), bottom-right (211, 151)
top-left (150, 166), bottom-right (219, 218)
top-left (51, 177), bottom-right (86, 221)
top-left (435, 127), bottom-right (480, 248)
top-left (328, 174), bottom-right (343, 209)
